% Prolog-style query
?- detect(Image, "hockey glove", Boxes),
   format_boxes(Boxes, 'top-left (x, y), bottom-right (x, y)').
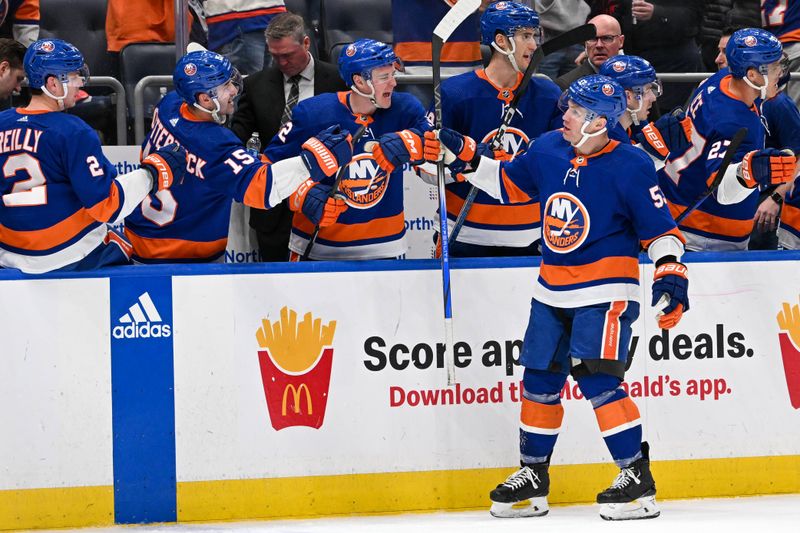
top-left (635, 108), bottom-right (692, 161)
top-left (289, 178), bottom-right (347, 227)
top-left (651, 260), bottom-right (689, 330)
top-left (301, 125), bottom-right (354, 182)
top-left (141, 143), bottom-right (187, 194)
top-left (368, 129), bottom-right (425, 174)
top-left (738, 148), bottom-right (796, 188)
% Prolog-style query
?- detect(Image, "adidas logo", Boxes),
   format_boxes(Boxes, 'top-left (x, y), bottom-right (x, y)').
top-left (112, 291), bottom-right (172, 339)
top-left (17, 115), bottom-right (28, 122)
top-left (169, 118), bottom-right (179, 127)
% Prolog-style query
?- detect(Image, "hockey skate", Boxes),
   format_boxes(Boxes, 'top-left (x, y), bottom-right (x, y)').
top-left (597, 442), bottom-right (660, 521)
top-left (489, 463), bottom-right (549, 518)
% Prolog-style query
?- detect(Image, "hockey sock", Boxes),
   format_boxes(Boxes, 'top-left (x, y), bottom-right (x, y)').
top-left (577, 373), bottom-right (643, 467)
top-left (519, 369), bottom-right (566, 464)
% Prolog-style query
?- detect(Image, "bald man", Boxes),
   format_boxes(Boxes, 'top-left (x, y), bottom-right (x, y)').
top-left (555, 15), bottom-right (624, 90)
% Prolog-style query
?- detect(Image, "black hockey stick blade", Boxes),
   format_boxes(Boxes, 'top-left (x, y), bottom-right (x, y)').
top-left (302, 122), bottom-right (369, 260)
top-left (674, 127), bottom-right (748, 225)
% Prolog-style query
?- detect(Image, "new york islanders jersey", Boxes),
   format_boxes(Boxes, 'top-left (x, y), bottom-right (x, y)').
top-left (762, 0), bottom-right (800, 43)
top-left (659, 75), bottom-right (764, 248)
top-left (125, 91), bottom-right (302, 263)
top-left (436, 69), bottom-right (563, 247)
top-left (473, 130), bottom-right (682, 307)
top-left (0, 109), bottom-right (150, 273)
top-left (266, 91), bottom-right (430, 260)
top-left (204, 1), bottom-right (286, 50)
top-left (392, 0), bottom-right (482, 75)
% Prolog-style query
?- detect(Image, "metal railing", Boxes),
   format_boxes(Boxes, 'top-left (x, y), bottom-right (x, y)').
top-left (134, 75), bottom-right (174, 145)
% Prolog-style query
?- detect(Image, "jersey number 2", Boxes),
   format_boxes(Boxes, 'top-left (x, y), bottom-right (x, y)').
top-left (3, 153), bottom-right (47, 207)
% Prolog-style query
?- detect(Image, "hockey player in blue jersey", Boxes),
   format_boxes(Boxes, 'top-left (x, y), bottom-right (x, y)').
top-left (428, 75), bottom-right (689, 520)
top-left (123, 50), bottom-right (352, 263)
top-left (426, 1), bottom-right (562, 257)
top-left (264, 38), bottom-right (430, 260)
top-left (0, 39), bottom-right (186, 273)
top-left (599, 55), bottom-right (662, 144)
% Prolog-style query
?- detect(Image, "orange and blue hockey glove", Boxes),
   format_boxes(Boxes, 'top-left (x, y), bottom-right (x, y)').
top-left (141, 143), bottom-right (187, 194)
top-left (369, 129), bottom-right (425, 174)
top-left (635, 108), bottom-right (692, 161)
top-left (738, 148), bottom-right (796, 188)
top-left (301, 125), bottom-right (354, 182)
top-left (289, 179), bottom-right (347, 227)
top-left (652, 259), bottom-right (689, 330)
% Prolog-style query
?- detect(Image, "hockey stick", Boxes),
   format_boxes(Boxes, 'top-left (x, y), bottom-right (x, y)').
top-left (302, 121), bottom-right (369, 259)
top-left (433, 0), bottom-right (481, 386)
top-left (674, 127), bottom-right (748, 225)
top-left (446, 23), bottom-right (597, 249)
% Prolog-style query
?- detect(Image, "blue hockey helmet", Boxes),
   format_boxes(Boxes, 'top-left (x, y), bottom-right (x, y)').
top-left (338, 39), bottom-right (401, 85)
top-left (562, 75), bottom-right (627, 126)
top-left (480, 1), bottom-right (540, 45)
top-left (24, 39), bottom-right (89, 89)
top-left (599, 55), bottom-right (658, 91)
top-left (174, 50), bottom-right (241, 104)
top-left (726, 28), bottom-right (784, 78)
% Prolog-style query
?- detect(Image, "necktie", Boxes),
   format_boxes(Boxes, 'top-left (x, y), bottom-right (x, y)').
top-left (281, 74), bottom-right (301, 126)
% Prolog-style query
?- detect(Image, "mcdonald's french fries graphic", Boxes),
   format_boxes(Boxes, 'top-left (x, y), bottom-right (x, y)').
top-left (776, 297), bottom-right (800, 409)
top-left (256, 307), bottom-right (337, 430)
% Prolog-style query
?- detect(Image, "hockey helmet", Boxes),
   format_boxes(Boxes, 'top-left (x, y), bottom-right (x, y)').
top-left (173, 50), bottom-right (242, 104)
top-left (480, 1), bottom-right (540, 45)
top-left (338, 39), bottom-right (401, 85)
top-left (726, 28), bottom-right (784, 78)
top-left (599, 55), bottom-right (660, 94)
top-left (24, 39), bottom-right (89, 89)
top-left (562, 75), bottom-right (627, 126)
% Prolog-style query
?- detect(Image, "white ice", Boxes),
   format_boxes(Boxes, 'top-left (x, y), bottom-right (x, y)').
top-left (29, 494), bottom-right (800, 533)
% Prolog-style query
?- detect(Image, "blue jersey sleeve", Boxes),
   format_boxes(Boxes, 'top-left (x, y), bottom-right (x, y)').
top-left (619, 149), bottom-right (680, 244)
top-left (65, 122), bottom-right (123, 221)
top-left (764, 93), bottom-right (800, 153)
top-left (263, 101), bottom-right (316, 163)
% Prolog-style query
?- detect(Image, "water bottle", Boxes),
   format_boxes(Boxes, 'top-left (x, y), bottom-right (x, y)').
top-left (246, 132), bottom-right (261, 157)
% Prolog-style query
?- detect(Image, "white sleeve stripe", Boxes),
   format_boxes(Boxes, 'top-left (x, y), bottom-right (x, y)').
top-left (267, 156), bottom-right (310, 207)
top-left (716, 161), bottom-right (756, 205)
top-left (112, 169), bottom-right (152, 224)
top-left (465, 157), bottom-right (503, 201)
top-left (647, 235), bottom-right (685, 263)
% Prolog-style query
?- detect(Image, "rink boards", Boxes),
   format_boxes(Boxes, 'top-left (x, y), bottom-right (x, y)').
top-left (1, 253), bottom-right (800, 530)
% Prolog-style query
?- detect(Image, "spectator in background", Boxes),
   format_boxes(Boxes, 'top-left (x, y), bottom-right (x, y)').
top-left (205, 0), bottom-right (287, 76)
top-left (762, 1), bottom-right (800, 107)
top-left (0, 0), bottom-right (38, 47)
top-left (230, 12), bottom-right (346, 262)
top-left (0, 38), bottom-right (24, 99)
top-left (535, 0), bottom-right (590, 80)
top-left (698, 0), bottom-right (733, 71)
top-left (556, 14), bottom-right (623, 90)
top-left (106, 0), bottom-right (188, 53)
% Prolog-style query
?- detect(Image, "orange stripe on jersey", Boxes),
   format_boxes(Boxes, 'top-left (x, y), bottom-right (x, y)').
top-left (520, 397), bottom-right (564, 432)
top-left (641, 227), bottom-right (686, 249)
top-left (594, 397), bottom-right (641, 434)
top-left (539, 256), bottom-right (639, 287)
top-left (501, 168), bottom-right (531, 204)
top-left (104, 231), bottom-right (133, 258)
top-left (474, 69), bottom-right (522, 103)
top-left (667, 200), bottom-right (754, 238)
top-left (781, 202), bottom-right (800, 230)
top-left (206, 7), bottom-right (286, 24)
top-left (445, 189), bottom-right (539, 226)
top-left (0, 209), bottom-right (96, 251)
top-left (15, 0), bottom-right (39, 21)
top-left (243, 165), bottom-right (269, 210)
top-left (125, 229), bottom-right (227, 260)
top-left (779, 28), bottom-right (800, 43)
top-left (394, 41), bottom-right (481, 63)
top-left (294, 212), bottom-right (405, 243)
top-left (602, 301), bottom-right (628, 360)
top-left (86, 183), bottom-right (121, 223)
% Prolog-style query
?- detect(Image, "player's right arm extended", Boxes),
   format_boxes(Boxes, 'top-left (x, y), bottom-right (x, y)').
top-left (425, 127), bottom-right (534, 204)
top-left (715, 148), bottom-right (797, 205)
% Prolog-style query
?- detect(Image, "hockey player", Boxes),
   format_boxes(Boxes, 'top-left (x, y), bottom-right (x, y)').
top-left (123, 50), bottom-right (352, 263)
top-left (0, 39), bottom-right (186, 273)
top-left (431, 1), bottom-right (562, 257)
top-left (264, 38), bottom-right (430, 260)
top-left (599, 55), bottom-right (661, 144)
top-left (428, 75), bottom-right (688, 520)
top-left (762, 0), bottom-right (800, 106)
top-left (653, 28), bottom-right (797, 251)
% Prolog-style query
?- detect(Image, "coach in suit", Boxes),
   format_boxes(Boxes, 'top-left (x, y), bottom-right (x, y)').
top-left (231, 12), bottom-right (347, 262)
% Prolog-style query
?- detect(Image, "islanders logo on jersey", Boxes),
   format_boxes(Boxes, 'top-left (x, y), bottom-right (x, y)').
top-left (338, 153), bottom-right (390, 209)
top-left (543, 193), bottom-right (590, 253)
top-left (480, 127), bottom-right (530, 158)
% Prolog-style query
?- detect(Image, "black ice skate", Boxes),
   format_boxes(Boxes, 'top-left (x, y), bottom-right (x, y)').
top-left (597, 442), bottom-right (660, 520)
top-left (489, 462), bottom-right (550, 518)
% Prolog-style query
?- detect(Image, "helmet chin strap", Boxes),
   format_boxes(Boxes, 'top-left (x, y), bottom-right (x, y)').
top-left (492, 37), bottom-right (522, 74)
top-left (743, 71), bottom-right (770, 100)
top-left (42, 81), bottom-right (70, 111)
top-left (351, 79), bottom-right (388, 109)
top-left (573, 119), bottom-right (607, 149)
top-left (628, 96), bottom-right (644, 126)
top-left (193, 97), bottom-right (226, 124)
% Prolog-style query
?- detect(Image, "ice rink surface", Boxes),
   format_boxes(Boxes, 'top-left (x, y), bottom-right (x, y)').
top-left (30, 494), bottom-right (800, 533)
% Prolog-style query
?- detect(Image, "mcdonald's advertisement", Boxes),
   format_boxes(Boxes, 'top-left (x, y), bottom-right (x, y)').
top-left (169, 259), bottom-right (800, 485)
